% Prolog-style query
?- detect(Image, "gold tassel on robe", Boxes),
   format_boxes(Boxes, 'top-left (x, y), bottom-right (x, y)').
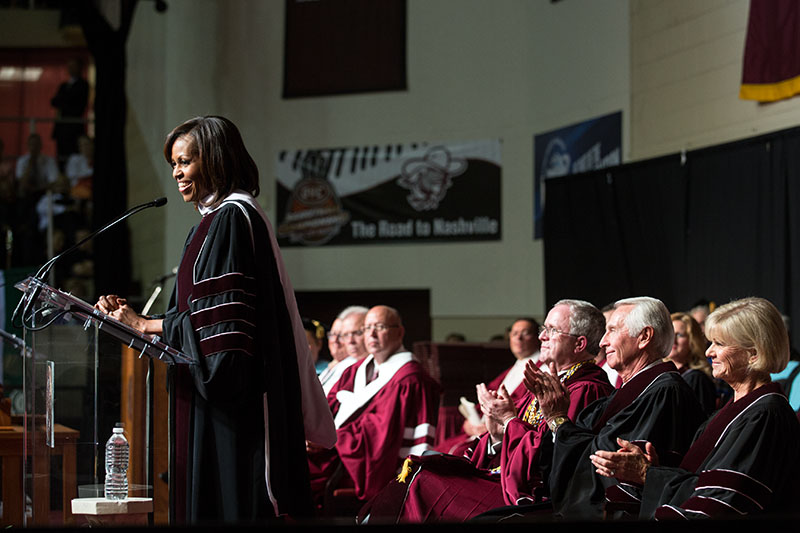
top-left (396, 458), bottom-right (413, 483)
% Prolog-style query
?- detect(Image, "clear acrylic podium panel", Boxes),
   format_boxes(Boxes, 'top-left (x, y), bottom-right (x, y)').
top-left (20, 309), bottom-right (142, 526)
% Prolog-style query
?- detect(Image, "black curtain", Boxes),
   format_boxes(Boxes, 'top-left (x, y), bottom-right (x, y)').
top-left (544, 126), bottom-right (800, 347)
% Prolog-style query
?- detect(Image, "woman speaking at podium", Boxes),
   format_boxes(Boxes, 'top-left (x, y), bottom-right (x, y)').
top-left (95, 116), bottom-right (335, 524)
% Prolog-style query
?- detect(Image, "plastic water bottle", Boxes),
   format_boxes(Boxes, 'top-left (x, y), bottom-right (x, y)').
top-left (104, 423), bottom-right (129, 500)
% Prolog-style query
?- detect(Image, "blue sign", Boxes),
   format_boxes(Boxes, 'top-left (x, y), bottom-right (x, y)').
top-left (534, 111), bottom-right (621, 239)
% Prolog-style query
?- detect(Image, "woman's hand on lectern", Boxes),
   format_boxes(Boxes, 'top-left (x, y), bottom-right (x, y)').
top-left (95, 295), bottom-right (150, 333)
top-left (109, 305), bottom-right (149, 332)
top-left (95, 294), bottom-right (127, 314)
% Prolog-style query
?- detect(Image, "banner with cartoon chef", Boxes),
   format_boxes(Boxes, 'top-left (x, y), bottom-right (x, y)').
top-left (275, 139), bottom-right (501, 246)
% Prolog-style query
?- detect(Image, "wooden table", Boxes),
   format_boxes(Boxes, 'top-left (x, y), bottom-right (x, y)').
top-left (0, 424), bottom-right (79, 526)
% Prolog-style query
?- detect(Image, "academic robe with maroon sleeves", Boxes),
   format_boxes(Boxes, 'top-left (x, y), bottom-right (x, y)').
top-left (435, 356), bottom-right (541, 455)
top-left (635, 382), bottom-right (800, 519)
top-left (360, 362), bottom-right (613, 522)
top-left (308, 357), bottom-right (367, 500)
top-left (485, 362), bottom-right (613, 505)
top-left (161, 192), bottom-right (335, 523)
top-left (549, 361), bottom-right (705, 520)
top-left (486, 356), bottom-right (541, 406)
top-left (308, 351), bottom-right (441, 503)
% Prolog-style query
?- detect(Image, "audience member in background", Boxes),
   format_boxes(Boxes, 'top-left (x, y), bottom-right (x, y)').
top-left (319, 317), bottom-right (344, 389)
top-left (0, 138), bottom-right (13, 192)
top-left (0, 138), bottom-right (15, 268)
top-left (445, 332), bottom-right (466, 342)
top-left (358, 300), bottom-right (614, 523)
top-left (15, 133), bottom-right (59, 198)
top-left (51, 58), bottom-right (89, 169)
top-left (318, 306), bottom-right (369, 396)
top-left (14, 133), bottom-right (61, 265)
top-left (781, 314), bottom-right (800, 362)
top-left (58, 225), bottom-right (94, 298)
top-left (525, 297), bottom-right (705, 520)
top-left (435, 318), bottom-right (543, 456)
top-left (668, 312), bottom-right (717, 415)
top-left (65, 134), bottom-right (94, 200)
top-left (307, 305), bottom-right (440, 510)
top-left (689, 300), bottom-right (713, 333)
top-left (303, 317), bottom-right (329, 374)
top-left (594, 297), bottom-right (800, 519)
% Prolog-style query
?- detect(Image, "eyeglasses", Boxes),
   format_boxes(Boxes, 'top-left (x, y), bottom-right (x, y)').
top-left (328, 330), bottom-right (364, 340)
top-left (538, 325), bottom-right (577, 338)
top-left (362, 323), bottom-right (400, 334)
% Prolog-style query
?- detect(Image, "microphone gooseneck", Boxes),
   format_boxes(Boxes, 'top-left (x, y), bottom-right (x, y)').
top-left (11, 197), bottom-right (168, 329)
top-left (36, 196), bottom-right (168, 280)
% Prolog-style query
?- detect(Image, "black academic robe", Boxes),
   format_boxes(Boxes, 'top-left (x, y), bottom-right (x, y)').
top-left (549, 361), bottom-right (706, 520)
top-left (639, 382), bottom-right (800, 519)
top-left (680, 367), bottom-right (718, 416)
top-left (161, 195), bottom-right (318, 523)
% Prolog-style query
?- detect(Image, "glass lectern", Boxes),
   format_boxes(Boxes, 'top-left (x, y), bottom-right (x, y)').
top-left (13, 277), bottom-right (190, 526)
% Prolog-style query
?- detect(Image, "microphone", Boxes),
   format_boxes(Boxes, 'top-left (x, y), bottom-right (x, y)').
top-left (12, 197), bottom-right (168, 327)
top-left (37, 196), bottom-right (168, 280)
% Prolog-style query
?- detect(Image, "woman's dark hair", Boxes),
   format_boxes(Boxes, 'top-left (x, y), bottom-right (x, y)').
top-left (163, 116), bottom-right (259, 208)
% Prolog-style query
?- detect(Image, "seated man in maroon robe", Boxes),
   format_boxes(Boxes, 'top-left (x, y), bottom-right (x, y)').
top-left (307, 305), bottom-right (441, 512)
top-left (435, 317), bottom-right (543, 456)
top-left (318, 306), bottom-right (369, 396)
top-left (360, 299), bottom-right (614, 522)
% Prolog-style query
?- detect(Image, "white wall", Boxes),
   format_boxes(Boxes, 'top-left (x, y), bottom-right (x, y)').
top-left (126, 0), bottom-right (224, 302)
top-left (124, 0), bottom-right (631, 338)
top-left (631, 0), bottom-right (800, 160)
top-left (0, 9), bottom-right (84, 47)
top-left (7, 0), bottom-right (800, 337)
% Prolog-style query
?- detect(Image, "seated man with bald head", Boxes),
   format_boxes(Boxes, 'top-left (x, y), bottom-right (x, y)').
top-left (526, 297), bottom-right (706, 520)
top-left (308, 305), bottom-right (441, 509)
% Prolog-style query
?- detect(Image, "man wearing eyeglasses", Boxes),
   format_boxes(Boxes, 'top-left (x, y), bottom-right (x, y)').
top-left (309, 305), bottom-right (440, 509)
top-left (468, 300), bottom-right (615, 506)
top-left (318, 306), bottom-right (369, 396)
top-left (524, 297), bottom-right (706, 520)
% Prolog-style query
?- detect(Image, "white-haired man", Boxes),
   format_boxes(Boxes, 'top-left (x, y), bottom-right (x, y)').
top-left (318, 306), bottom-right (369, 396)
top-left (525, 297), bottom-right (705, 520)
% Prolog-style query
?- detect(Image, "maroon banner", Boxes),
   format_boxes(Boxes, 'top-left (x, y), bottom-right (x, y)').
top-left (740, 0), bottom-right (800, 102)
top-left (283, 0), bottom-right (407, 98)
